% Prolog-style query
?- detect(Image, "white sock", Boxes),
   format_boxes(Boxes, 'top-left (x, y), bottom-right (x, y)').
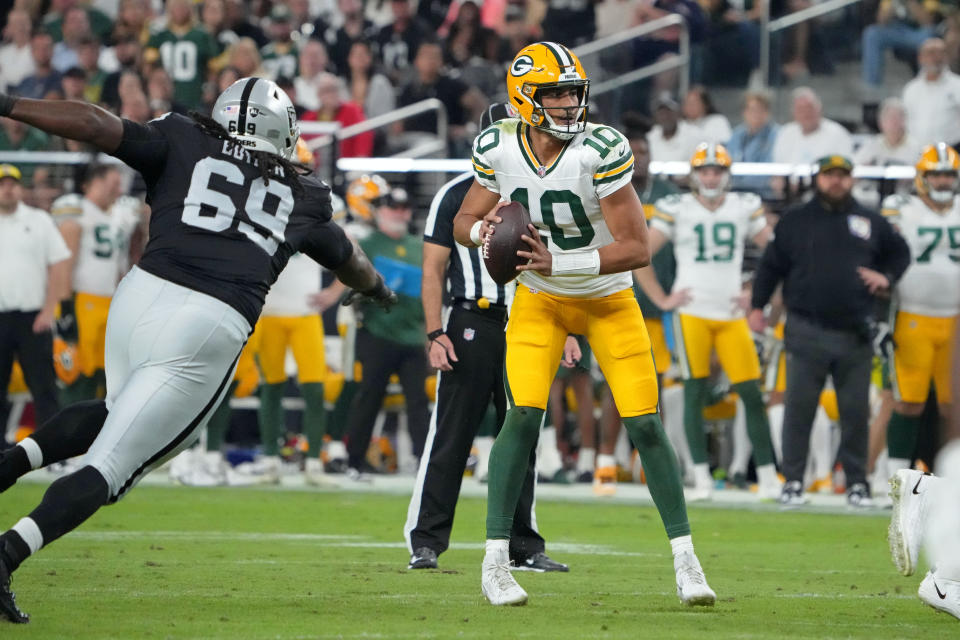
top-left (17, 438), bottom-right (43, 470)
top-left (11, 517), bottom-right (42, 554)
top-left (484, 538), bottom-right (509, 562)
top-left (693, 463), bottom-right (712, 490)
top-left (767, 404), bottom-right (784, 465)
top-left (578, 447), bottom-right (596, 473)
top-left (756, 463), bottom-right (778, 488)
top-left (670, 534), bottom-right (694, 558)
top-left (596, 453), bottom-right (616, 469)
top-left (475, 436), bottom-right (494, 479)
top-left (729, 398), bottom-right (752, 476)
top-left (536, 426), bottom-right (563, 477)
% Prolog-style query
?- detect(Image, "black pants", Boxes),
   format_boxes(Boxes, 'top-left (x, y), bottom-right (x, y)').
top-left (782, 314), bottom-right (873, 487)
top-left (405, 305), bottom-right (545, 558)
top-left (0, 310), bottom-right (60, 437)
top-left (346, 329), bottom-right (429, 468)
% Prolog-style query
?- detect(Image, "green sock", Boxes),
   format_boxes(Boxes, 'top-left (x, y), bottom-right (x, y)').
top-left (62, 375), bottom-right (98, 405)
top-left (732, 380), bottom-right (774, 466)
top-left (92, 369), bottom-right (106, 399)
top-left (887, 412), bottom-right (921, 460)
top-left (327, 380), bottom-right (359, 441)
top-left (477, 403), bottom-right (498, 437)
top-left (301, 382), bottom-right (326, 457)
top-left (258, 382), bottom-right (285, 457)
top-left (206, 380), bottom-right (238, 452)
top-left (486, 406), bottom-right (543, 539)
top-left (623, 413), bottom-right (691, 539)
top-left (682, 378), bottom-right (710, 465)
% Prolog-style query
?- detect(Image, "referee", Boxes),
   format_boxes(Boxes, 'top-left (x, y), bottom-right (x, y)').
top-left (403, 104), bottom-right (567, 572)
top-left (0, 164), bottom-right (71, 442)
top-left (749, 155), bottom-right (911, 508)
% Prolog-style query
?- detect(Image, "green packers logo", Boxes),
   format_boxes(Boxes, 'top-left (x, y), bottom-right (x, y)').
top-left (511, 55), bottom-right (534, 77)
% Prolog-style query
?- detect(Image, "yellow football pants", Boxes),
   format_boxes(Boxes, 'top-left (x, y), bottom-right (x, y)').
top-left (891, 310), bottom-right (956, 404)
top-left (257, 315), bottom-right (327, 385)
top-left (76, 292), bottom-right (112, 377)
top-left (673, 313), bottom-right (760, 383)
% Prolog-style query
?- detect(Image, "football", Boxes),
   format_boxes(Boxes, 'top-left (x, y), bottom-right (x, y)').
top-left (482, 201), bottom-right (533, 285)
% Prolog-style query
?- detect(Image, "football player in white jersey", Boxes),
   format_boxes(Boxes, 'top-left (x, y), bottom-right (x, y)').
top-left (53, 165), bottom-right (143, 404)
top-left (881, 143), bottom-right (960, 481)
top-left (453, 42), bottom-right (715, 608)
top-left (636, 143), bottom-right (779, 501)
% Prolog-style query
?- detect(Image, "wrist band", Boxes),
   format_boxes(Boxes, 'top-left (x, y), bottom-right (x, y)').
top-left (469, 220), bottom-right (483, 246)
top-left (551, 250), bottom-right (601, 276)
top-left (427, 329), bottom-right (444, 343)
top-left (0, 94), bottom-right (17, 118)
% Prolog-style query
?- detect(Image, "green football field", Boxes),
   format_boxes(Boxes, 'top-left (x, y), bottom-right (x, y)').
top-left (0, 481), bottom-right (952, 639)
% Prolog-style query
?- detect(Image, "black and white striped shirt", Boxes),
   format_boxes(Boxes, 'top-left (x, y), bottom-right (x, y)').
top-left (423, 172), bottom-right (512, 307)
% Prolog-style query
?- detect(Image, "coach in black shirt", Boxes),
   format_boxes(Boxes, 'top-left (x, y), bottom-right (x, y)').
top-left (749, 155), bottom-right (910, 508)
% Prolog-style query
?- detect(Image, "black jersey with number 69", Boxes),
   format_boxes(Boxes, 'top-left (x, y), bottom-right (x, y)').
top-left (111, 112), bottom-right (354, 327)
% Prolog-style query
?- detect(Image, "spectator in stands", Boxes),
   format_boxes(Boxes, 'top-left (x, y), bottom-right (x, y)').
top-left (647, 91), bottom-right (703, 162)
top-left (772, 86), bottom-right (853, 165)
top-left (145, 0), bottom-right (219, 110)
top-left (633, 0), bottom-right (707, 91)
top-left (145, 67), bottom-right (185, 117)
top-left (377, 0), bottom-right (433, 83)
top-left (542, 0), bottom-right (597, 47)
top-left (15, 31), bottom-right (62, 100)
top-left (682, 85), bottom-right (731, 143)
top-left (903, 37), bottom-right (960, 147)
top-left (287, 0), bottom-right (314, 32)
top-left (727, 90), bottom-right (779, 198)
top-left (0, 164), bottom-right (71, 442)
top-left (700, 0), bottom-right (762, 87)
top-left (60, 66), bottom-right (87, 102)
top-left (0, 119), bottom-right (50, 183)
top-left (51, 6), bottom-right (92, 73)
top-left (315, 0), bottom-right (379, 76)
top-left (443, 1), bottom-right (497, 67)
top-left (225, 37), bottom-right (268, 79)
top-left (0, 10), bottom-right (35, 93)
top-left (75, 37), bottom-right (105, 104)
top-left (302, 72), bottom-right (374, 158)
top-left (497, 3), bottom-right (534, 64)
top-left (261, 4), bottom-right (299, 81)
top-left (396, 40), bottom-right (476, 154)
top-left (224, 0), bottom-right (268, 48)
top-left (200, 0), bottom-right (234, 59)
top-left (119, 88), bottom-right (150, 123)
top-left (853, 97), bottom-right (922, 205)
top-left (293, 40), bottom-right (330, 112)
top-left (346, 39), bottom-right (396, 121)
top-left (344, 187), bottom-right (427, 479)
top-left (43, 0), bottom-right (113, 45)
top-left (114, 0), bottom-right (153, 45)
top-left (100, 34), bottom-right (142, 111)
top-left (861, 0), bottom-right (942, 99)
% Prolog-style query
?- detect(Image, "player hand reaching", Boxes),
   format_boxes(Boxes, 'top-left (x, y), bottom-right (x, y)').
top-left (342, 273), bottom-right (398, 311)
top-left (516, 223), bottom-right (553, 275)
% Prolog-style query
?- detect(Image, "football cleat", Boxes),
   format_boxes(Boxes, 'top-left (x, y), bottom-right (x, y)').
top-left (846, 483), bottom-right (874, 509)
top-left (889, 469), bottom-right (932, 576)
top-left (227, 456), bottom-right (281, 486)
top-left (593, 465), bottom-right (617, 497)
top-left (918, 570), bottom-right (960, 620)
top-left (0, 554), bottom-right (28, 624)
top-left (481, 550), bottom-right (528, 606)
top-left (511, 552), bottom-right (569, 573)
top-left (674, 551), bottom-right (716, 606)
top-left (408, 547), bottom-right (438, 570)
top-left (779, 480), bottom-right (808, 508)
top-left (304, 458), bottom-right (338, 488)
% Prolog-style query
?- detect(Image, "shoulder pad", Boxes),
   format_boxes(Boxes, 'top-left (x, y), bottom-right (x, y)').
top-left (737, 191), bottom-right (763, 211)
top-left (881, 193), bottom-right (911, 214)
top-left (654, 193), bottom-right (686, 215)
top-left (51, 193), bottom-right (84, 219)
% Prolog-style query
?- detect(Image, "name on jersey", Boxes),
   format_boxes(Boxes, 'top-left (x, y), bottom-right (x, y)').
top-left (220, 140), bottom-right (286, 178)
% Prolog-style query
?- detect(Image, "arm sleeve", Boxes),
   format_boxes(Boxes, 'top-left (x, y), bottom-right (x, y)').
top-left (301, 220), bottom-right (356, 271)
top-left (110, 117), bottom-right (170, 183)
top-left (876, 214), bottom-right (912, 284)
top-left (751, 218), bottom-right (791, 308)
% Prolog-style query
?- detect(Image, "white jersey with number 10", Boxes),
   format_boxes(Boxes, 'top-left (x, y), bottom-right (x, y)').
top-left (471, 118), bottom-right (635, 298)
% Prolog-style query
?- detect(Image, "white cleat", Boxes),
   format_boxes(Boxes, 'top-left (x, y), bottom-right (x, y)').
top-left (918, 571), bottom-right (960, 620)
top-left (889, 469), bottom-right (932, 577)
top-left (675, 551), bottom-right (716, 607)
top-left (685, 487), bottom-right (713, 502)
top-left (227, 456), bottom-right (281, 486)
top-left (757, 481), bottom-right (783, 502)
top-left (481, 554), bottom-right (528, 606)
top-left (304, 458), bottom-right (338, 488)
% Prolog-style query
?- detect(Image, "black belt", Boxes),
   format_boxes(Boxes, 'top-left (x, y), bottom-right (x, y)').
top-left (454, 299), bottom-right (508, 322)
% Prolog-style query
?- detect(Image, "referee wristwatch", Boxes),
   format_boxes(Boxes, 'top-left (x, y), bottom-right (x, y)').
top-left (427, 329), bottom-right (445, 345)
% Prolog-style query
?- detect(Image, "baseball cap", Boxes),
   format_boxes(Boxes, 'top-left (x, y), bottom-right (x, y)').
top-left (814, 154), bottom-right (853, 174)
top-left (383, 187), bottom-right (410, 209)
top-left (0, 164), bottom-right (22, 181)
top-left (64, 66), bottom-right (86, 80)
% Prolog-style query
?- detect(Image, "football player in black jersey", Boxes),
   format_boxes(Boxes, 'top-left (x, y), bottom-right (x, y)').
top-left (0, 78), bottom-right (395, 623)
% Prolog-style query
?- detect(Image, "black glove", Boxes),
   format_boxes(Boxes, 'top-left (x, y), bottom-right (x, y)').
top-left (0, 93), bottom-right (17, 118)
top-left (870, 320), bottom-right (895, 361)
top-left (342, 274), bottom-right (398, 311)
top-left (55, 297), bottom-right (78, 342)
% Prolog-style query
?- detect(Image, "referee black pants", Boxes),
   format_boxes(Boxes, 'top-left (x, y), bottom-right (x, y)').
top-left (405, 305), bottom-right (545, 558)
top-left (346, 329), bottom-right (429, 469)
top-left (0, 311), bottom-right (61, 440)
top-left (782, 314), bottom-right (873, 488)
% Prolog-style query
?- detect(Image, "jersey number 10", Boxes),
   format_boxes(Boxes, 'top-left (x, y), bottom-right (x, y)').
top-left (181, 157), bottom-right (293, 255)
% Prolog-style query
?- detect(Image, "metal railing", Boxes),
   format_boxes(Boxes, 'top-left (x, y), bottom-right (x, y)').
top-left (759, 0), bottom-right (863, 88)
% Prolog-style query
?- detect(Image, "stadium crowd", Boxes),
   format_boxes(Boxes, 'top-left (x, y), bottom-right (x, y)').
top-left (0, 0), bottom-right (957, 515)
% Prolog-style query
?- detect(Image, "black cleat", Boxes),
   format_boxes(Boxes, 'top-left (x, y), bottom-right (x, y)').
top-left (324, 458), bottom-right (348, 474)
top-left (511, 551), bottom-right (569, 573)
top-left (408, 547), bottom-right (438, 570)
top-left (0, 555), bottom-right (28, 623)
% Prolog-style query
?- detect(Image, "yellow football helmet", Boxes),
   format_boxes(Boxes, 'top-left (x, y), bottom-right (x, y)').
top-left (506, 41), bottom-right (589, 140)
top-left (915, 142), bottom-right (959, 204)
top-left (346, 174), bottom-right (389, 221)
top-left (690, 142), bottom-right (732, 198)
